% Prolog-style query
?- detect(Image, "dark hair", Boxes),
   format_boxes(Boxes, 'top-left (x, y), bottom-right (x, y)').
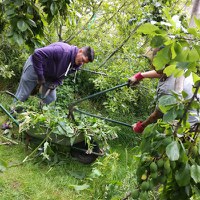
top-left (81, 46), bottom-right (95, 62)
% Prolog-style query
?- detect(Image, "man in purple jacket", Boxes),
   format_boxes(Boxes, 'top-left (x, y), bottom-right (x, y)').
top-left (15, 42), bottom-right (95, 104)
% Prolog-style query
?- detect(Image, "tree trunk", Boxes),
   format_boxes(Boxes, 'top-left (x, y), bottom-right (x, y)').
top-left (189, 0), bottom-right (200, 27)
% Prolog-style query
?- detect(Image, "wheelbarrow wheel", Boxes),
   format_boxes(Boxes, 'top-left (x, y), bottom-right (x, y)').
top-left (70, 141), bottom-right (100, 164)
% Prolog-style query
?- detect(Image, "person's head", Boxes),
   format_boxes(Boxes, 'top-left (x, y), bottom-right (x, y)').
top-left (75, 46), bottom-right (94, 65)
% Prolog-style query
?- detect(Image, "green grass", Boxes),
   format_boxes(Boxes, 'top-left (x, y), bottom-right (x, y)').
top-left (0, 85), bottom-right (141, 200)
top-left (0, 139), bottom-right (139, 200)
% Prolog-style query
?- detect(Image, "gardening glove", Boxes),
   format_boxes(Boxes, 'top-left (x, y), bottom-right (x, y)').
top-left (47, 83), bottom-right (57, 90)
top-left (127, 72), bottom-right (144, 87)
top-left (37, 78), bottom-right (45, 87)
top-left (132, 121), bottom-right (144, 133)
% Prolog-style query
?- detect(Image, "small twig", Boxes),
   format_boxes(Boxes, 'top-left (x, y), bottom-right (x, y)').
top-left (0, 135), bottom-right (18, 145)
top-left (64, 1), bottom-right (103, 43)
top-left (8, 128), bottom-right (52, 168)
top-left (98, 22), bottom-right (143, 69)
top-left (173, 82), bottom-right (200, 136)
top-left (80, 68), bottom-right (107, 76)
top-left (122, 192), bottom-right (132, 200)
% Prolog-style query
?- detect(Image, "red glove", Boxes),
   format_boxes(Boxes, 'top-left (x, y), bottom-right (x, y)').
top-left (133, 72), bottom-right (144, 80)
top-left (128, 72), bottom-right (144, 87)
top-left (133, 121), bottom-right (144, 133)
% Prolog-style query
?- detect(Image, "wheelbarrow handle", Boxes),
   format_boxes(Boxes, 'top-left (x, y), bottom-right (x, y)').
top-left (5, 91), bottom-right (18, 101)
top-left (0, 104), bottom-right (19, 127)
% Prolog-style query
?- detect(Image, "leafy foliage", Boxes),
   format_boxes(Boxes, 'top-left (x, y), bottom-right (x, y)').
top-left (1, 0), bottom-right (200, 199)
top-left (16, 97), bottom-right (119, 152)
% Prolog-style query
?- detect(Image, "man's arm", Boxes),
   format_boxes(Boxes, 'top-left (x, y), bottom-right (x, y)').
top-left (128, 70), bottom-right (162, 86)
top-left (132, 108), bottom-right (163, 133)
top-left (141, 108), bottom-right (163, 127)
top-left (141, 70), bottom-right (162, 78)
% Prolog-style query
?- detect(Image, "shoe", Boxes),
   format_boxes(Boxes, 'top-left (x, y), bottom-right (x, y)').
top-left (1, 123), bottom-right (12, 130)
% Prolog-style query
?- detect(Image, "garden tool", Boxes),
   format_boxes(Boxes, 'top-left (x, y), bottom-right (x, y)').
top-left (67, 82), bottom-right (132, 128)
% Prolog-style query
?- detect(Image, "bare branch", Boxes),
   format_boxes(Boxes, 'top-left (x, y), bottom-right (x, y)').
top-left (98, 23), bottom-right (143, 69)
top-left (64, 1), bottom-right (103, 43)
top-left (173, 81), bottom-right (200, 136)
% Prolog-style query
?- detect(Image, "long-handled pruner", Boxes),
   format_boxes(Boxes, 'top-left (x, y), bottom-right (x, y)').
top-left (0, 91), bottom-right (19, 127)
top-left (67, 82), bottom-right (132, 128)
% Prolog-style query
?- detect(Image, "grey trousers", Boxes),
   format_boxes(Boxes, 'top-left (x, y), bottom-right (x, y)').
top-left (15, 56), bottom-right (56, 104)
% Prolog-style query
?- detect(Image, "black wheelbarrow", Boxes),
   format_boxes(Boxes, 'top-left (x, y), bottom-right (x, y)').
top-left (0, 91), bottom-right (103, 164)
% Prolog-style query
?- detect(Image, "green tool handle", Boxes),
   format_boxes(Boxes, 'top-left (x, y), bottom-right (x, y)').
top-left (74, 108), bottom-right (132, 128)
top-left (68, 82), bottom-right (128, 107)
top-left (0, 104), bottom-right (19, 127)
top-left (5, 91), bottom-right (18, 100)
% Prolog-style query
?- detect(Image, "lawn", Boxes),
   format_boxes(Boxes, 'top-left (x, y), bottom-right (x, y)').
top-left (0, 134), bottom-right (138, 200)
top-left (0, 87), bottom-right (141, 200)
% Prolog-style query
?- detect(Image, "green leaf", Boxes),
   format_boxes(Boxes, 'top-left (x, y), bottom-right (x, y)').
top-left (194, 45), bottom-right (200, 56)
top-left (166, 141), bottom-right (180, 161)
top-left (137, 23), bottom-right (159, 35)
top-left (0, 159), bottom-right (8, 172)
top-left (65, 126), bottom-right (74, 134)
top-left (90, 168), bottom-right (102, 178)
top-left (163, 7), bottom-right (175, 26)
top-left (50, 2), bottom-right (58, 15)
top-left (171, 43), bottom-right (177, 59)
top-left (153, 46), bottom-right (171, 70)
top-left (187, 28), bottom-right (197, 36)
top-left (68, 171), bottom-right (86, 179)
top-left (176, 62), bottom-right (190, 70)
top-left (13, 33), bottom-right (24, 45)
top-left (14, 0), bottom-right (23, 6)
top-left (163, 107), bottom-right (177, 122)
top-left (57, 125), bottom-right (65, 135)
top-left (194, 17), bottom-right (200, 29)
top-left (27, 19), bottom-right (37, 27)
top-left (179, 141), bottom-right (188, 163)
top-left (173, 68), bottom-right (184, 77)
top-left (17, 20), bottom-right (29, 32)
top-left (192, 72), bottom-right (200, 84)
top-left (188, 48), bottom-right (199, 62)
top-left (163, 65), bottom-right (176, 76)
top-left (174, 48), bottom-right (189, 62)
top-left (158, 95), bottom-right (177, 111)
top-left (5, 9), bottom-right (15, 16)
top-left (175, 163), bottom-right (190, 186)
top-left (191, 164), bottom-right (200, 183)
top-left (150, 36), bottom-right (166, 48)
top-left (70, 184), bottom-right (90, 192)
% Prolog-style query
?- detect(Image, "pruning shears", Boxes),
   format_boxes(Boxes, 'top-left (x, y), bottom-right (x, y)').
top-left (67, 82), bottom-right (133, 128)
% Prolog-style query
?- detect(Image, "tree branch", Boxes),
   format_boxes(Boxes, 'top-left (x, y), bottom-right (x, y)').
top-left (98, 22), bottom-right (143, 69)
top-left (95, 2), bottom-right (128, 29)
top-left (173, 81), bottom-right (200, 136)
top-left (64, 1), bottom-right (103, 43)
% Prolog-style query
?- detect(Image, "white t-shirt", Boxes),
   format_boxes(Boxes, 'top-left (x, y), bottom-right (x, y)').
top-left (157, 74), bottom-right (199, 126)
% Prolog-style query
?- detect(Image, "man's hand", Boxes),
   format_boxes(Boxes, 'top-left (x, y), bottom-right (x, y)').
top-left (127, 72), bottom-right (144, 87)
top-left (47, 83), bottom-right (57, 90)
top-left (132, 121), bottom-right (144, 133)
top-left (37, 79), bottom-right (45, 86)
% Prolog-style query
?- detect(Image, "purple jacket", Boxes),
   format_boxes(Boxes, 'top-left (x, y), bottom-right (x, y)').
top-left (32, 42), bottom-right (81, 86)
